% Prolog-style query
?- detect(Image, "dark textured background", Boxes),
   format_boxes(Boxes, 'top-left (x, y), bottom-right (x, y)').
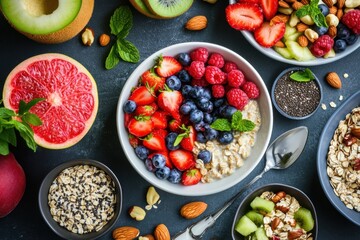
top-left (0, 0), bottom-right (359, 239)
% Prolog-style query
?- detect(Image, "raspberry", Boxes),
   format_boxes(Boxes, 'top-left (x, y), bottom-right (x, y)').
top-left (241, 81), bottom-right (260, 99)
top-left (222, 61), bottom-right (238, 73)
top-left (207, 53), bottom-right (225, 68)
top-left (191, 77), bottom-right (209, 86)
top-left (211, 84), bottom-right (225, 98)
top-left (341, 9), bottom-right (360, 34)
top-left (205, 66), bottom-right (226, 84)
top-left (227, 69), bottom-right (245, 88)
top-left (310, 35), bottom-right (334, 57)
top-left (188, 61), bottom-right (205, 79)
top-left (190, 47), bottom-right (209, 62)
top-left (226, 88), bottom-right (249, 110)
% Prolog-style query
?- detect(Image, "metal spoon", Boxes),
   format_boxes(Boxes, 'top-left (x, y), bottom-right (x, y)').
top-left (172, 126), bottom-right (308, 240)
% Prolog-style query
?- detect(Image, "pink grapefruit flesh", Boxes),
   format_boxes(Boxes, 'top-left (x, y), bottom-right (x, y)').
top-left (2, 53), bottom-right (98, 149)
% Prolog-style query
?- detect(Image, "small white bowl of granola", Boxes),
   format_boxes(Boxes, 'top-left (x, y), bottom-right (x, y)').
top-left (116, 42), bottom-right (273, 196)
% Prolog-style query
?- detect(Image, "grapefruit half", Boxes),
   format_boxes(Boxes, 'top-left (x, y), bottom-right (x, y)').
top-left (2, 53), bottom-right (98, 149)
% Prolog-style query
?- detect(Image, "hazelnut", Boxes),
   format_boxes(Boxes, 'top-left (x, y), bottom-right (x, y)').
top-left (81, 27), bottom-right (94, 46)
top-left (99, 33), bottom-right (111, 47)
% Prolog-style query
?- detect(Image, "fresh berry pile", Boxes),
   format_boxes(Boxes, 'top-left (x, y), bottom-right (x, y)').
top-left (123, 47), bottom-right (260, 186)
top-left (226, 0), bottom-right (360, 61)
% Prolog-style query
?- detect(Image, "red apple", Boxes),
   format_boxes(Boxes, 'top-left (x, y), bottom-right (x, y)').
top-left (0, 153), bottom-right (26, 218)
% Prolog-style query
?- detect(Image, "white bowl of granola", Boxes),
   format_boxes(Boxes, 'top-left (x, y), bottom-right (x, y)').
top-left (116, 42), bottom-right (273, 196)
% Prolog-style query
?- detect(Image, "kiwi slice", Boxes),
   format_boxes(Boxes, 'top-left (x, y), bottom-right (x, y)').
top-left (144, 0), bottom-right (194, 18)
top-left (129, 0), bottom-right (163, 19)
top-left (245, 210), bottom-right (264, 227)
top-left (250, 197), bottom-right (275, 213)
top-left (235, 215), bottom-right (258, 237)
top-left (254, 227), bottom-right (268, 240)
top-left (294, 207), bottom-right (315, 232)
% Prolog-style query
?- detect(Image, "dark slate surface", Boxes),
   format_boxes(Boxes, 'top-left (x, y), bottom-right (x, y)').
top-left (0, 1), bottom-right (359, 239)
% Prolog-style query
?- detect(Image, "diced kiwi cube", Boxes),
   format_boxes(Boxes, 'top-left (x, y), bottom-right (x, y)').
top-left (294, 207), bottom-right (315, 232)
top-left (235, 215), bottom-right (258, 237)
top-left (250, 197), bottom-right (275, 213)
top-left (245, 210), bottom-right (264, 227)
top-left (254, 227), bottom-right (268, 240)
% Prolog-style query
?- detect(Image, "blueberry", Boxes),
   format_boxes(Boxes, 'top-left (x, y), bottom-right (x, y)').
top-left (180, 103), bottom-right (193, 115)
top-left (203, 112), bottom-right (214, 124)
top-left (155, 166), bottom-right (170, 179)
top-left (145, 158), bottom-right (156, 172)
top-left (202, 88), bottom-right (212, 100)
top-left (218, 105), bottom-right (228, 117)
top-left (318, 4), bottom-right (329, 16)
top-left (183, 99), bottom-right (197, 111)
top-left (313, 25), bottom-right (328, 36)
top-left (178, 69), bottom-right (191, 83)
top-left (194, 121), bottom-right (207, 132)
top-left (222, 106), bottom-right (237, 119)
top-left (168, 168), bottom-right (182, 183)
top-left (196, 132), bottom-right (207, 143)
top-left (196, 97), bottom-right (211, 111)
top-left (182, 85), bottom-right (193, 97)
top-left (198, 150), bottom-right (212, 164)
top-left (345, 34), bottom-right (358, 45)
top-left (152, 154), bottom-right (166, 168)
top-left (123, 100), bottom-right (136, 113)
top-left (334, 39), bottom-right (347, 52)
top-left (213, 98), bottom-right (225, 108)
top-left (217, 131), bottom-right (234, 145)
top-left (204, 127), bottom-right (218, 140)
top-left (177, 52), bottom-right (191, 66)
top-left (166, 132), bottom-right (180, 150)
top-left (166, 75), bottom-right (182, 90)
top-left (189, 109), bottom-right (204, 124)
top-left (134, 145), bottom-right (149, 160)
top-left (190, 86), bottom-right (205, 99)
top-left (337, 24), bottom-right (350, 39)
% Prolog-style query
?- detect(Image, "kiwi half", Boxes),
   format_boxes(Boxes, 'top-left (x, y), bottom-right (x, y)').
top-left (129, 0), bottom-right (163, 19)
top-left (144, 0), bottom-right (194, 18)
top-left (294, 207), bottom-right (315, 232)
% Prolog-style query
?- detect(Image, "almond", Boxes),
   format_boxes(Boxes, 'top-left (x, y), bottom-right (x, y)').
top-left (271, 191), bottom-right (286, 203)
top-left (326, 72), bottom-right (342, 89)
top-left (336, 9), bottom-right (344, 20)
top-left (180, 201), bottom-right (208, 219)
top-left (154, 224), bottom-right (170, 240)
top-left (328, 25), bottom-right (337, 38)
top-left (276, 205), bottom-right (290, 213)
top-left (292, 1), bottom-right (304, 10)
top-left (337, 0), bottom-right (345, 8)
top-left (271, 217), bottom-right (281, 230)
top-left (296, 23), bottom-right (309, 32)
top-left (274, 41), bottom-right (285, 47)
top-left (112, 226), bottom-right (140, 240)
top-left (288, 229), bottom-right (304, 240)
top-left (300, 0), bottom-right (309, 4)
top-left (323, 0), bottom-right (334, 7)
top-left (329, 6), bottom-right (337, 14)
top-left (351, 127), bottom-right (360, 139)
top-left (99, 33), bottom-right (110, 47)
top-left (297, 35), bottom-right (309, 47)
top-left (185, 16), bottom-right (207, 31)
top-left (279, 1), bottom-right (290, 8)
top-left (270, 14), bottom-right (289, 25)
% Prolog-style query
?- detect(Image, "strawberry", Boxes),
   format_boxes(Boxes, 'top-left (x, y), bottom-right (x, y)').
top-left (259, 0), bottom-right (278, 20)
top-left (157, 88), bottom-right (183, 121)
top-left (178, 125), bottom-right (196, 151)
top-left (124, 113), bottom-right (133, 127)
top-left (153, 128), bottom-right (168, 139)
top-left (225, 3), bottom-right (263, 31)
top-left (128, 115), bottom-right (154, 137)
top-left (135, 102), bottom-right (158, 116)
top-left (169, 119), bottom-right (182, 132)
top-left (238, 0), bottom-right (259, 3)
top-left (128, 134), bottom-right (140, 148)
top-left (149, 151), bottom-right (173, 169)
top-left (151, 111), bottom-right (168, 129)
top-left (169, 149), bottom-right (195, 171)
top-left (155, 56), bottom-right (182, 78)
top-left (181, 168), bottom-right (202, 186)
top-left (254, 22), bottom-right (286, 48)
top-left (140, 69), bottom-right (165, 92)
top-left (129, 86), bottom-right (156, 106)
top-left (143, 133), bottom-right (167, 151)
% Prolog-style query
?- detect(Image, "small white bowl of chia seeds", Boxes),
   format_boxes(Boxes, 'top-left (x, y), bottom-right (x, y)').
top-left (38, 159), bottom-right (122, 240)
top-left (271, 67), bottom-right (323, 120)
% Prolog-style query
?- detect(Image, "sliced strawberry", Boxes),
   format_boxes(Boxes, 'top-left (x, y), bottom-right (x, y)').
top-left (169, 149), bottom-right (195, 171)
top-left (169, 119), bottom-right (182, 132)
top-left (141, 69), bottom-right (166, 92)
top-left (124, 113), bottom-right (133, 127)
top-left (128, 115), bottom-right (154, 137)
top-left (254, 22), bottom-right (286, 48)
top-left (153, 128), bottom-right (168, 139)
top-left (143, 133), bottom-right (167, 151)
top-left (155, 56), bottom-right (182, 78)
top-left (135, 102), bottom-right (158, 116)
top-left (178, 125), bottom-right (196, 151)
top-left (181, 168), bottom-right (202, 186)
top-left (238, 0), bottom-right (259, 3)
top-left (225, 3), bottom-right (263, 31)
top-left (129, 86), bottom-right (156, 106)
top-left (149, 151), bottom-right (173, 169)
top-left (151, 111), bottom-right (168, 129)
top-left (157, 88), bottom-right (183, 121)
top-left (128, 134), bottom-right (140, 148)
top-left (259, 0), bottom-right (278, 20)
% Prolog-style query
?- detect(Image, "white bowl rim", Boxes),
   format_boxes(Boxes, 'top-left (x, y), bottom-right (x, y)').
top-left (116, 41), bottom-right (273, 196)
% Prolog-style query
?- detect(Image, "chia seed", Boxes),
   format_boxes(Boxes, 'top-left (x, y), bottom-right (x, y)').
top-left (274, 70), bottom-right (321, 117)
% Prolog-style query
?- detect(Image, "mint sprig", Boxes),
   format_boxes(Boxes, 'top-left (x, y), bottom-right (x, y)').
top-left (210, 110), bottom-right (255, 132)
top-left (105, 5), bottom-right (140, 70)
top-left (0, 98), bottom-right (44, 155)
top-left (296, 0), bottom-right (327, 27)
top-left (290, 68), bottom-right (315, 82)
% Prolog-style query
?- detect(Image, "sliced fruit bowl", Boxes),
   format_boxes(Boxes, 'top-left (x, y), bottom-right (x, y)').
top-left (116, 42), bottom-right (273, 196)
top-left (232, 183), bottom-right (318, 240)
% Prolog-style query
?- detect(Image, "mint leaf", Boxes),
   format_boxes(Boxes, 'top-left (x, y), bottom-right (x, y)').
top-left (18, 98), bottom-right (45, 115)
top-left (210, 119), bottom-right (232, 131)
top-left (0, 139), bottom-right (9, 156)
top-left (12, 120), bottom-right (37, 152)
top-left (296, 0), bottom-right (327, 27)
top-left (312, 12), bottom-right (327, 27)
top-left (0, 128), bottom-right (17, 147)
top-left (296, 6), bottom-right (310, 18)
top-left (174, 133), bottom-right (186, 146)
top-left (231, 111), bottom-right (243, 126)
top-left (0, 108), bottom-right (15, 118)
top-left (110, 5), bottom-right (132, 38)
top-left (290, 68), bottom-right (315, 82)
top-left (105, 44), bottom-right (120, 70)
top-left (117, 39), bottom-right (140, 63)
top-left (22, 113), bottom-right (42, 126)
top-left (234, 119), bottom-right (256, 132)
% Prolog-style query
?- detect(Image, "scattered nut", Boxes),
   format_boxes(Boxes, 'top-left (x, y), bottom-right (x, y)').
top-left (278, 6), bottom-right (294, 15)
top-left (297, 35), bottom-right (309, 47)
top-left (154, 224), bottom-right (170, 240)
top-left (336, 8), bottom-right (344, 20)
top-left (271, 191), bottom-right (286, 203)
top-left (185, 16), bottom-right (207, 31)
top-left (129, 206), bottom-right (146, 221)
top-left (326, 14), bottom-right (340, 27)
top-left (274, 41), bottom-right (285, 47)
top-left (326, 72), bottom-right (342, 89)
top-left (323, 0), bottom-right (334, 7)
top-left (304, 28), bottom-right (319, 42)
top-left (146, 186), bottom-right (160, 207)
top-left (271, 217), bottom-right (281, 230)
top-left (270, 14), bottom-right (290, 25)
top-left (300, 15), bottom-right (315, 25)
top-left (99, 33), bottom-right (111, 47)
top-left (180, 201), bottom-right (208, 219)
top-left (350, 126), bottom-right (360, 139)
top-left (289, 12), bottom-right (300, 27)
top-left (288, 229), bottom-right (304, 240)
top-left (139, 235), bottom-right (155, 240)
top-left (329, 5), bottom-right (338, 14)
top-left (328, 25), bottom-right (338, 38)
top-left (81, 27), bottom-right (94, 46)
top-left (112, 226), bottom-right (140, 240)
top-left (296, 22), bottom-right (309, 32)
top-left (292, 1), bottom-right (304, 10)
top-left (342, 133), bottom-right (357, 146)
top-left (276, 205), bottom-right (290, 213)
top-left (337, 0), bottom-right (346, 8)
top-left (279, 0), bottom-right (291, 8)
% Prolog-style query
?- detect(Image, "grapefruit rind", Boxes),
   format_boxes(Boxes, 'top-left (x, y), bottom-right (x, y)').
top-left (2, 53), bottom-right (98, 149)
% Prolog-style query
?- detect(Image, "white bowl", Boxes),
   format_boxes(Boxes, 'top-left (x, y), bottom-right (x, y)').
top-left (116, 42), bottom-right (273, 196)
top-left (242, 31), bottom-right (360, 66)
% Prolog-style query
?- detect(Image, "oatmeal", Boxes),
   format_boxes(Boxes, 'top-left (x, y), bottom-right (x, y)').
top-left (194, 100), bottom-right (261, 183)
top-left (326, 107), bottom-right (360, 211)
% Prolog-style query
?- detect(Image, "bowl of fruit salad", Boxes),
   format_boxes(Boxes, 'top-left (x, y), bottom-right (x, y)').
top-left (116, 42), bottom-right (273, 196)
top-left (225, 1), bottom-right (360, 66)
top-left (232, 183), bottom-right (318, 240)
